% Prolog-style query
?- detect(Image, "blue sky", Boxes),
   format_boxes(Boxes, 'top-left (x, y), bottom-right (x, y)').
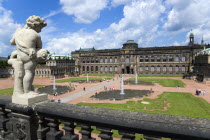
top-left (1, 0), bottom-right (210, 57)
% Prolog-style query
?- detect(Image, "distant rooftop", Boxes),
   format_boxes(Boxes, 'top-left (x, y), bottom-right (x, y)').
top-left (75, 47), bottom-right (95, 52)
top-left (124, 40), bottom-right (137, 44)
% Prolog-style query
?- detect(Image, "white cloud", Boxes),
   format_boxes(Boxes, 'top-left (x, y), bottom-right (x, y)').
top-left (0, 6), bottom-right (21, 57)
top-left (164, 0), bottom-right (210, 32)
top-left (46, 0), bottom-right (165, 54)
top-left (59, 0), bottom-right (108, 23)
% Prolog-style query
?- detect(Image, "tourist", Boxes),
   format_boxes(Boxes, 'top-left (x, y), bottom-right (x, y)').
top-left (58, 99), bottom-right (61, 103)
top-left (203, 91), bottom-right (206, 95)
top-left (83, 87), bottom-right (86, 91)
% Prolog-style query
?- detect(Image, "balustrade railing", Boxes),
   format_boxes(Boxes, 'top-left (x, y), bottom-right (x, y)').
top-left (0, 95), bottom-right (210, 140)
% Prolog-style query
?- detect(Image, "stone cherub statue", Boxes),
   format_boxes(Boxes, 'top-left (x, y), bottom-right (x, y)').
top-left (8, 15), bottom-right (49, 105)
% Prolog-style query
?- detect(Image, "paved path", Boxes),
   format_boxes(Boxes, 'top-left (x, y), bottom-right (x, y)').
top-left (57, 78), bottom-right (121, 103)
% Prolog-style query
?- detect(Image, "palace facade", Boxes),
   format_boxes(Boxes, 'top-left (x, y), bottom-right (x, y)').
top-left (72, 33), bottom-right (209, 75)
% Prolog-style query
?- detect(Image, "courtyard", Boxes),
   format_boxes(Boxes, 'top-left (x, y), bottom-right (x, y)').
top-left (0, 75), bottom-right (210, 119)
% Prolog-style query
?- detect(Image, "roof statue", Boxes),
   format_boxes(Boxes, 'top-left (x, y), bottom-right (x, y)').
top-left (8, 15), bottom-right (49, 105)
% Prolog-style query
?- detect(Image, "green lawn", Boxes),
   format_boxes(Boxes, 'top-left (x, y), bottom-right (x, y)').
top-left (138, 75), bottom-right (182, 77)
top-left (83, 74), bottom-right (115, 77)
top-left (127, 78), bottom-right (185, 87)
top-left (78, 92), bottom-right (210, 119)
top-left (56, 77), bottom-right (111, 83)
top-left (0, 85), bottom-right (44, 96)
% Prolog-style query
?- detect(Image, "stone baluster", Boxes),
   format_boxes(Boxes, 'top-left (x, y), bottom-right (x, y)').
top-left (46, 118), bottom-right (63, 140)
top-left (0, 107), bottom-right (9, 139)
top-left (61, 121), bottom-right (78, 140)
top-left (119, 131), bottom-right (135, 140)
top-left (97, 127), bottom-right (113, 140)
top-left (37, 115), bottom-right (49, 140)
top-left (78, 123), bottom-right (95, 140)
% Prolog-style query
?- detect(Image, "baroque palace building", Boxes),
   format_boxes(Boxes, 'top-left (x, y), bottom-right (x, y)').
top-left (72, 33), bottom-right (210, 75)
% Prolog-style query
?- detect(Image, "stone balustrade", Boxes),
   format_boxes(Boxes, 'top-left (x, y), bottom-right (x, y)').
top-left (0, 95), bottom-right (210, 140)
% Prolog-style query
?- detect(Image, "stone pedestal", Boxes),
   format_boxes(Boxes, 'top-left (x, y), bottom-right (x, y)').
top-left (12, 93), bottom-right (48, 106)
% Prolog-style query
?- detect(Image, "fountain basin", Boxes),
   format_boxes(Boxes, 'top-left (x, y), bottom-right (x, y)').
top-left (91, 89), bottom-right (151, 100)
top-left (37, 85), bottom-right (72, 95)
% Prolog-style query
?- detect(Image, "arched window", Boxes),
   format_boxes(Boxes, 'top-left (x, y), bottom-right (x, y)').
top-left (100, 66), bottom-right (103, 71)
top-left (151, 66), bottom-right (155, 72)
top-left (163, 65), bottom-right (167, 72)
top-left (91, 66), bottom-right (94, 71)
top-left (110, 57), bottom-right (113, 63)
top-left (140, 56), bottom-right (143, 62)
top-left (169, 65), bottom-right (173, 72)
top-left (115, 57), bottom-right (118, 63)
top-left (145, 56), bottom-right (149, 62)
top-left (182, 66), bottom-right (186, 72)
top-left (86, 59), bottom-right (90, 63)
top-left (110, 66), bottom-right (113, 71)
top-left (157, 56), bottom-right (161, 62)
top-left (157, 66), bottom-right (160, 72)
top-left (151, 56), bottom-right (155, 62)
top-left (95, 58), bottom-right (99, 63)
top-left (95, 66), bottom-right (98, 71)
top-left (175, 55), bottom-right (179, 62)
top-left (91, 59), bottom-right (94, 63)
top-left (175, 65), bottom-right (179, 72)
top-left (169, 56), bottom-right (173, 61)
top-left (87, 66), bottom-right (89, 71)
top-left (163, 56), bottom-right (167, 62)
top-left (182, 56), bottom-right (186, 61)
top-left (115, 66), bottom-right (118, 71)
top-left (105, 66), bottom-right (108, 71)
top-left (145, 66), bottom-right (149, 71)
top-left (83, 66), bottom-right (85, 71)
top-left (105, 57), bottom-right (108, 63)
top-left (126, 56), bottom-right (130, 63)
top-left (140, 66), bottom-right (143, 72)
top-left (100, 58), bottom-right (103, 63)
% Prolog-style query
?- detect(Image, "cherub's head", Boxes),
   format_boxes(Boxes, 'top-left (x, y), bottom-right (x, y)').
top-left (25, 15), bottom-right (47, 33)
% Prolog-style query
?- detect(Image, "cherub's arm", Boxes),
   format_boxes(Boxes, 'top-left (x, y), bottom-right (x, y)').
top-left (36, 35), bottom-right (42, 49)
top-left (10, 35), bottom-right (16, 45)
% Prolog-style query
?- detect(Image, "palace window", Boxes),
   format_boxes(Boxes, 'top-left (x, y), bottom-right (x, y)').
top-left (140, 56), bottom-right (143, 62)
top-left (175, 66), bottom-right (179, 72)
top-left (91, 66), bottom-right (94, 71)
top-left (110, 57), bottom-right (113, 63)
top-left (86, 59), bottom-right (90, 63)
top-left (157, 56), bottom-right (161, 62)
top-left (182, 56), bottom-right (186, 62)
top-left (115, 57), bottom-right (118, 63)
top-left (100, 58), bottom-right (103, 63)
top-left (100, 66), bottom-right (103, 71)
top-left (145, 56), bottom-right (149, 62)
top-left (95, 66), bottom-right (98, 71)
top-left (169, 56), bottom-right (173, 61)
top-left (87, 66), bottom-right (89, 71)
top-left (140, 66), bottom-right (143, 72)
top-left (115, 66), bottom-right (118, 71)
top-left (110, 66), bottom-right (113, 71)
top-left (96, 58), bottom-right (99, 63)
top-left (151, 56), bottom-right (155, 62)
top-left (145, 66), bottom-right (149, 71)
top-left (91, 59), bottom-right (94, 63)
top-left (163, 56), bottom-right (167, 62)
top-left (163, 65), bottom-right (167, 72)
top-left (175, 55), bottom-right (179, 62)
top-left (126, 56), bottom-right (130, 63)
top-left (157, 66), bottom-right (160, 72)
top-left (169, 66), bottom-right (173, 72)
top-left (105, 58), bottom-right (108, 63)
top-left (182, 66), bottom-right (186, 72)
top-left (105, 66), bottom-right (108, 71)
top-left (151, 66), bottom-right (155, 72)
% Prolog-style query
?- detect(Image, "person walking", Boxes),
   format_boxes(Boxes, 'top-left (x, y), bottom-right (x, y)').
top-left (83, 87), bottom-right (86, 91)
